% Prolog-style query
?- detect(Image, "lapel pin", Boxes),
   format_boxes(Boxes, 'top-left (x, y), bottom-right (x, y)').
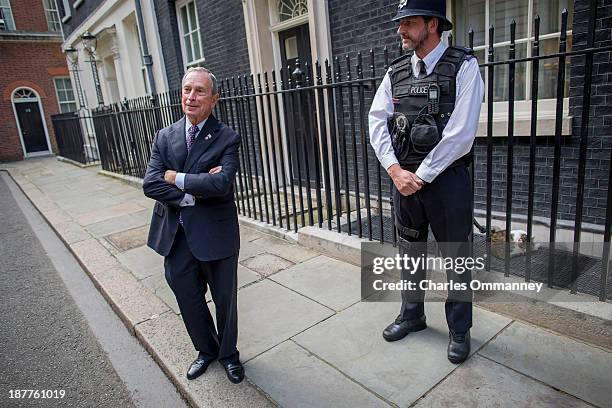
top-left (204, 134), bottom-right (212, 140)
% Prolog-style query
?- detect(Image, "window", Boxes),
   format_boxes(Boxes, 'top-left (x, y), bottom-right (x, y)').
top-left (54, 77), bottom-right (78, 113)
top-left (57, 0), bottom-right (71, 22)
top-left (0, 0), bottom-right (16, 31)
top-left (277, 0), bottom-right (308, 22)
top-left (454, 0), bottom-right (573, 101)
top-left (177, 0), bottom-right (203, 67)
top-left (43, 0), bottom-right (61, 32)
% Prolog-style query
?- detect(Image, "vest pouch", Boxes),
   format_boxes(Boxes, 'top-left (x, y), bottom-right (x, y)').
top-left (410, 113), bottom-right (440, 156)
top-left (388, 112), bottom-right (412, 164)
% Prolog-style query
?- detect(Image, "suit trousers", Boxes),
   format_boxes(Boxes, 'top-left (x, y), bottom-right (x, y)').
top-left (164, 226), bottom-right (239, 364)
top-left (393, 165), bottom-right (473, 334)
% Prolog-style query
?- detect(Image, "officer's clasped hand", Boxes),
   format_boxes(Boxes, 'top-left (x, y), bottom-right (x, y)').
top-left (387, 164), bottom-right (424, 196)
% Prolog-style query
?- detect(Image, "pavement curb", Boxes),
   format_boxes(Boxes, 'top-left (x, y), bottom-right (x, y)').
top-left (2, 169), bottom-right (276, 408)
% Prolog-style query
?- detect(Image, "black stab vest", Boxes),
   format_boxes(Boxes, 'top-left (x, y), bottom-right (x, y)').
top-left (389, 45), bottom-right (474, 169)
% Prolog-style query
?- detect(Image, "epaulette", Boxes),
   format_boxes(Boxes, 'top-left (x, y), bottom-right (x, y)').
top-left (447, 45), bottom-right (475, 57)
top-left (388, 52), bottom-right (412, 72)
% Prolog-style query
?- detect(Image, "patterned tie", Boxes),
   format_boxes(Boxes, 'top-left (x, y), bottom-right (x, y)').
top-left (180, 124), bottom-right (199, 226)
top-left (417, 59), bottom-right (427, 78)
top-left (186, 124), bottom-right (199, 152)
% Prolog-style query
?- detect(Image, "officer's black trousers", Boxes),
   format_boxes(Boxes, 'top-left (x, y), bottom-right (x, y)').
top-left (393, 164), bottom-right (473, 334)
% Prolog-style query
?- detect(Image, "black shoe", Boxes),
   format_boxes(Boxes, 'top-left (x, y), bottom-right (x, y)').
top-left (222, 361), bottom-right (244, 384)
top-left (447, 330), bottom-right (471, 364)
top-left (382, 315), bottom-right (427, 342)
top-left (186, 355), bottom-right (215, 380)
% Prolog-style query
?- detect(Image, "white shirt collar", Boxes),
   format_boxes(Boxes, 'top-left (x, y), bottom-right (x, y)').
top-left (185, 116), bottom-right (207, 136)
top-left (411, 41), bottom-right (448, 77)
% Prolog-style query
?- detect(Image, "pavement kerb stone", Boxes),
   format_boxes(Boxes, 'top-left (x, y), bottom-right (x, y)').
top-left (56, 155), bottom-right (99, 168)
top-left (239, 216), bottom-right (299, 243)
top-left (99, 169), bottom-right (144, 189)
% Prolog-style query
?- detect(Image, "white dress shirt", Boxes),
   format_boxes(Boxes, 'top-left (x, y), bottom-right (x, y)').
top-left (176, 117), bottom-right (207, 207)
top-left (368, 41), bottom-right (484, 183)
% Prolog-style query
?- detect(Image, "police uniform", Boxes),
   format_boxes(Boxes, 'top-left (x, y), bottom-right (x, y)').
top-left (368, 0), bottom-right (484, 363)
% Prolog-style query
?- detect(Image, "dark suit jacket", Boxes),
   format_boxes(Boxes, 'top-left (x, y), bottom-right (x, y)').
top-left (143, 115), bottom-right (241, 261)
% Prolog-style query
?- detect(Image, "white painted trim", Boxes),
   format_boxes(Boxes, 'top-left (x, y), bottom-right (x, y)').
top-left (268, 14), bottom-right (309, 32)
top-left (11, 87), bottom-right (53, 157)
top-left (146, 0), bottom-right (169, 92)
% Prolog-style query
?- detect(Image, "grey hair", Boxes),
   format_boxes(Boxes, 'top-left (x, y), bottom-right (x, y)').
top-left (182, 67), bottom-right (218, 95)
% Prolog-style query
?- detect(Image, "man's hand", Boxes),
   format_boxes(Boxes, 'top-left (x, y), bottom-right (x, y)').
top-left (164, 170), bottom-right (177, 185)
top-left (209, 166), bottom-right (222, 175)
top-left (387, 164), bottom-right (424, 196)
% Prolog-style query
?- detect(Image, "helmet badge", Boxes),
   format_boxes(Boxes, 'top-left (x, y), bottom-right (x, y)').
top-left (398, 0), bottom-right (408, 9)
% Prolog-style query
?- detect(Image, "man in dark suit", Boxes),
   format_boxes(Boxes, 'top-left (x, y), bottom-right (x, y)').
top-left (143, 67), bottom-right (244, 383)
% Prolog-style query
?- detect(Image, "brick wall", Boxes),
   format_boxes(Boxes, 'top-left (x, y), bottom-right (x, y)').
top-left (11, 0), bottom-right (50, 32)
top-left (0, 41), bottom-right (67, 161)
top-left (154, 0), bottom-right (251, 90)
top-left (153, 0), bottom-right (184, 90)
top-left (195, 0), bottom-right (251, 81)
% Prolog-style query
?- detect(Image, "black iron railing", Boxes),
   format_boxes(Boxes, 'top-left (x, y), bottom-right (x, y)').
top-left (86, 8), bottom-right (610, 301)
top-left (51, 110), bottom-right (99, 165)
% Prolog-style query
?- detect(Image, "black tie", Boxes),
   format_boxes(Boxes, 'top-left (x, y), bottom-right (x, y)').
top-left (417, 59), bottom-right (427, 77)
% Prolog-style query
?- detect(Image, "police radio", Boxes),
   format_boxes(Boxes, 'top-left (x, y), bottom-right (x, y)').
top-left (427, 83), bottom-right (440, 115)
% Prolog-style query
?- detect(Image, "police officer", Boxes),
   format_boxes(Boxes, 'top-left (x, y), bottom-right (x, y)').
top-left (369, 0), bottom-right (484, 364)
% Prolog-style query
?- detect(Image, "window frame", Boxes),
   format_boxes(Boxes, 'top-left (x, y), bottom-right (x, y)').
top-left (43, 0), bottom-right (61, 32)
top-left (58, 0), bottom-right (71, 22)
top-left (449, 0), bottom-right (573, 133)
top-left (176, 0), bottom-right (205, 69)
top-left (53, 77), bottom-right (78, 113)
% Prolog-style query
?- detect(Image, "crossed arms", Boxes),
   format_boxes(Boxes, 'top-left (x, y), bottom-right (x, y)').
top-left (143, 131), bottom-right (241, 207)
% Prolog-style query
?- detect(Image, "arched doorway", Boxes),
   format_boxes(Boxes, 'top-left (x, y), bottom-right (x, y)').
top-left (11, 88), bottom-right (52, 157)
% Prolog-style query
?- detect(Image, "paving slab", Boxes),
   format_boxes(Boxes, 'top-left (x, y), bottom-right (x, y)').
top-left (75, 201), bottom-right (146, 226)
top-left (479, 322), bottom-right (612, 408)
top-left (294, 301), bottom-right (511, 407)
top-left (238, 241), bottom-right (268, 262)
top-left (246, 340), bottom-right (390, 408)
top-left (237, 265), bottom-right (260, 288)
top-left (53, 220), bottom-right (92, 244)
top-left (134, 311), bottom-right (274, 408)
top-left (270, 255), bottom-right (361, 311)
top-left (141, 272), bottom-right (181, 314)
top-left (251, 235), bottom-right (318, 263)
top-left (214, 279), bottom-right (334, 362)
top-left (71, 238), bottom-right (123, 274)
top-left (240, 252), bottom-right (295, 277)
top-left (413, 354), bottom-right (592, 408)
top-left (115, 245), bottom-right (164, 280)
top-left (56, 195), bottom-right (122, 215)
top-left (240, 226), bottom-right (265, 243)
top-left (93, 266), bottom-right (171, 329)
top-left (85, 209), bottom-right (151, 238)
top-left (105, 225), bottom-right (150, 252)
top-left (43, 208), bottom-right (73, 224)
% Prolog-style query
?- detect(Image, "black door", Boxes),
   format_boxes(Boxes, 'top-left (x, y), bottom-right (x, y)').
top-left (279, 24), bottom-right (318, 187)
top-left (16, 102), bottom-right (48, 154)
